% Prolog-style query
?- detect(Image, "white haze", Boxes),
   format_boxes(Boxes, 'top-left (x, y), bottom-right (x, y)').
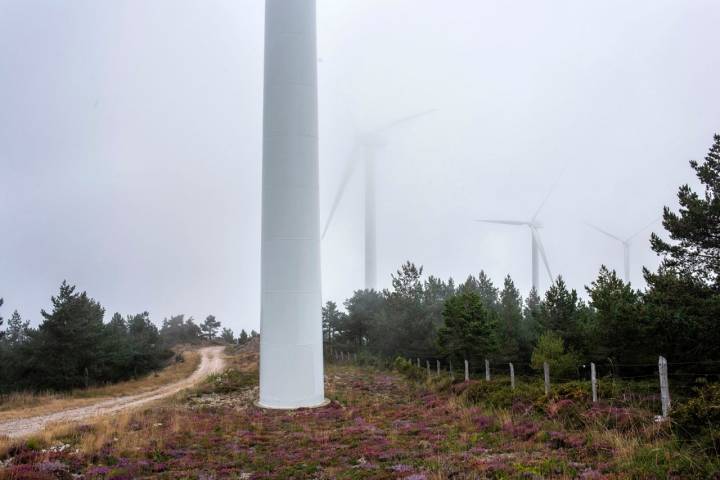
top-left (1, 0), bottom-right (719, 334)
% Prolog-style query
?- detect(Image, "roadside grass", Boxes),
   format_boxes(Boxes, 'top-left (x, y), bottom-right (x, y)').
top-left (1, 351), bottom-right (718, 479)
top-left (0, 350), bottom-right (200, 423)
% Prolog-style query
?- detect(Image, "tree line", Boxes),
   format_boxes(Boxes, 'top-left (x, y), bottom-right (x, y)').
top-left (0, 285), bottom-right (256, 393)
top-left (324, 134), bottom-right (720, 376)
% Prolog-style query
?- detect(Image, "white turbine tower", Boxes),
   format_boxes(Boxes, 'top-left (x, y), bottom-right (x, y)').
top-left (259, 0), bottom-right (325, 409)
top-left (476, 191), bottom-right (555, 291)
top-left (585, 217), bottom-right (661, 283)
top-left (322, 110), bottom-right (436, 290)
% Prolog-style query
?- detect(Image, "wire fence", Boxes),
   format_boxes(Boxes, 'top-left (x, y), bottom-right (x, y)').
top-left (328, 348), bottom-right (719, 419)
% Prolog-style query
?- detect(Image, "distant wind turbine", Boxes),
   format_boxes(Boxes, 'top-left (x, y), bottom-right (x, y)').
top-left (585, 216), bottom-right (661, 283)
top-left (475, 188), bottom-right (556, 292)
top-left (322, 110), bottom-right (436, 290)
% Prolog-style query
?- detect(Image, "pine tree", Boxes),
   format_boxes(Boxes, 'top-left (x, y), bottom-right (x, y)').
top-left (644, 134), bottom-right (720, 361)
top-left (25, 281), bottom-right (107, 390)
top-left (585, 266), bottom-right (645, 362)
top-left (521, 287), bottom-right (542, 357)
top-left (437, 291), bottom-right (497, 363)
top-left (457, 271), bottom-right (498, 311)
top-left (476, 270), bottom-right (499, 312)
top-left (497, 275), bottom-right (522, 360)
top-left (343, 291), bottom-right (381, 349)
top-left (200, 315), bottom-right (221, 340)
top-left (322, 301), bottom-right (344, 345)
top-left (379, 262), bottom-right (435, 357)
top-left (126, 312), bottom-right (164, 374)
top-left (238, 329), bottom-right (249, 344)
top-left (220, 328), bottom-right (235, 343)
top-left (5, 310), bottom-right (30, 346)
top-left (160, 315), bottom-right (202, 346)
top-left (424, 276), bottom-right (456, 329)
top-left (538, 277), bottom-right (585, 353)
top-left (651, 134), bottom-right (720, 287)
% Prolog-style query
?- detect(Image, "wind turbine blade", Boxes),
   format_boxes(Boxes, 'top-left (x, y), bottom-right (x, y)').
top-left (531, 166), bottom-right (566, 221)
top-left (371, 109), bottom-right (438, 135)
top-left (625, 216), bottom-right (662, 243)
top-left (321, 144), bottom-right (360, 239)
top-left (531, 227), bottom-right (554, 282)
top-left (475, 219), bottom-right (529, 226)
top-left (584, 222), bottom-right (624, 243)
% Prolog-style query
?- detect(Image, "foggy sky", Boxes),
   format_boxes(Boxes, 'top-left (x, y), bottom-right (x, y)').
top-left (1, 0), bottom-right (719, 334)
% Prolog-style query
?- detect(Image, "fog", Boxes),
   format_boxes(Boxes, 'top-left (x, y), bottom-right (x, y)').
top-left (1, 0), bottom-right (719, 334)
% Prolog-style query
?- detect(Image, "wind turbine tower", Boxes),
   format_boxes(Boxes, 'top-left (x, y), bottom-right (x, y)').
top-left (258, 0), bottom-right (325, 409)
top-left (476, 190), bottom-right (555, 292)
top-left (322, 111), bottom-right (435, 290)
top-left (586, 217), bottom-right (661, 283)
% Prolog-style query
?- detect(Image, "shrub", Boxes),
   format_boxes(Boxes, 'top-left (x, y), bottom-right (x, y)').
top-left (546, 399), bottom-right (584, 428)
top-left (671, 383), bottom-right (720, 453)
top-left (393, 357), bottom-right (425, 382)
top-left (463, 380), bottom-right (497, 404)
top-left (201, 369), bottom-right (257, 394)
top-left (462, 379), bottom-right (544, 410)
top-left (531, 332), bottom-right (579, 378)
top-left (583, 404), bottom-right (650, 431)
top-left (356, 351), bottom-right (391, 369)
top-left (428, 375), bottom-right (455, 392)
top-left (552, 381), bottom-right (592, 404)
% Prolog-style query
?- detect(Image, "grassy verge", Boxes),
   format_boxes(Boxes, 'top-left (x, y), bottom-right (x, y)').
top-left (0, 350), bottom-right (200, 422)
top-left (1, 351), bottom-right (717, 479)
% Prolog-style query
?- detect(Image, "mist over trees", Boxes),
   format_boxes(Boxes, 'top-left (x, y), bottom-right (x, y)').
top-left (324, 135), bottom-right (720, 372)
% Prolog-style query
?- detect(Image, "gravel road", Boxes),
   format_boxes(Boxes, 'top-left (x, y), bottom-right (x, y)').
top-left (0, 346), bottom-right (226, 439)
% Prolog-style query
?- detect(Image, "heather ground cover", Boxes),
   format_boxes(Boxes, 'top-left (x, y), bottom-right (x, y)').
top-left (1, 351), bottom-right (718, 479)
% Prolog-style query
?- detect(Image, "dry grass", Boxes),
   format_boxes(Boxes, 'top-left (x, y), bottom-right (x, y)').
top-left (0, 345), bottom-right (242, 461)
top-left (0, 406), bottom-right (188, 460)
top-left (0, 350), bottom-right (200, 423)
top-left (223, 339), bottom-right (259, 372)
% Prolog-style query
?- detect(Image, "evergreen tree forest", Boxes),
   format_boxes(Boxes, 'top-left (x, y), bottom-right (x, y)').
top-left (323, 135), bottom-right (720, 376)
top-left (0, 283), bottom-right (236, 393)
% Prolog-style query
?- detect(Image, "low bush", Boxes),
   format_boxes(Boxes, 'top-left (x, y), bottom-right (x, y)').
top-left (355, 351), bottom-right (392, 369)
top-left (200, 369), bottom-right (257, 394)
top-left (461, 379), bottom-right (544, 410)
top-left (392, 357), bottom-right (426, 382)
top-left (552, 381), bottom-right (591, 404)
top-left (583, 404), bottom-right (650, 431)
top-left (671, 383), bottom-right (720, 453)
top-left (545, 399), bottom-right (585, 428)
top-left (427, 374), bottom-right (455, 392)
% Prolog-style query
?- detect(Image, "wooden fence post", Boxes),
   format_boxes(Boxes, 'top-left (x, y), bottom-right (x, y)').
top-left (417, 358), bottom-right (420, 368)
top-left (659, 356), bottom-right (671, 418)
top-left (449, 359), bottom-right (454, 378)
top-left (543, 361), bottom-right (550, 396)
top-left (354, 353), bottom-right (357, 362)
top-left (436, 359), bottom-right (440, 376)
top-left (464, 359), bottom-right (469, 382)
top-left (509, 363), bottom-right (515, 390)
top-left (590, 362), bottom-right (598, 403)
top-left (426, 360), bottom-right (430, 376)
top-left (485, 359), bottom-right (490, 381)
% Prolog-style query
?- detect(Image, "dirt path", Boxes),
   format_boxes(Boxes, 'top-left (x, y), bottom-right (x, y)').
top-left (0, 346), bottom-right (226, 439)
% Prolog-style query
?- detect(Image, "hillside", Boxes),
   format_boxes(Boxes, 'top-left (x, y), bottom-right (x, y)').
top-left (1, 342), bottom-right (717, 479)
